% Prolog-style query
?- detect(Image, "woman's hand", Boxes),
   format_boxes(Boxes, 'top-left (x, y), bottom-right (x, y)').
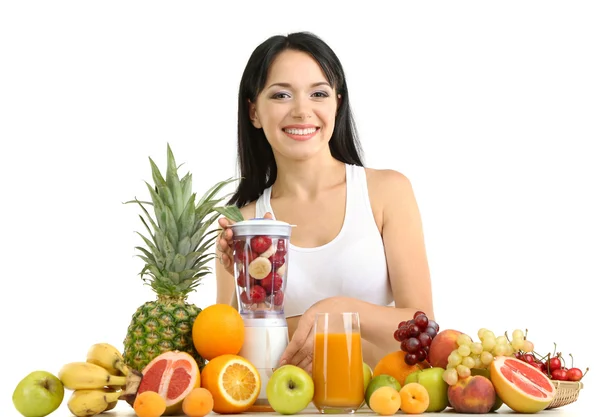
top-left (216, 212), bottom-right (273, 276)
top-left (278, 297), bottom-right (348, 374)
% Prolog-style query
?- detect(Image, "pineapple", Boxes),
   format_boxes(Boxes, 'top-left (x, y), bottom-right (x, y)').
top-left (123, 144), bottom-right (243, 371)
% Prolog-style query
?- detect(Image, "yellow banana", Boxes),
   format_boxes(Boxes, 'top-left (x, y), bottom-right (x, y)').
top-left (86, 343), bottom-right (129, 376)
top-left (59, 362), bottom-right (127, 390)
top-left (102, 388), bottom-right (118, 412)
top-left (67, 389), bottom-right (121, 417)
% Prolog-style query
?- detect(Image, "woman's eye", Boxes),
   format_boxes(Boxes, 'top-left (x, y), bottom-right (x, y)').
top-left (312, 91), bottom-right (329, 98)
top-left (272, 92), bottom-right (291, 99)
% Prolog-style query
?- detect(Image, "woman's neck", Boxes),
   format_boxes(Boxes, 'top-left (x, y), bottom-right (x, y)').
top-left (271, 154), bottom-right (346, 200)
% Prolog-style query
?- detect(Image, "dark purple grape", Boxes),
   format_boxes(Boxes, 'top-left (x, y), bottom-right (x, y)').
top-left (398, 327), bottom-right (410, 341)
top-left (416, 348), bottom-right (427, 362)
top-left (405, 337), bottom-right (421, 353)
top-left (405, 353), bottom-right (418, 366)
top-left (400, 338), bottom-right (410, 352)
top-left (409, 324), bottom-right (420, 338)
top-left (414, 314), bottom-right (429, 330)
top-left (423, 345), bottom-right (430, 355)
top-left (393, 329), bottom-right (402, 342)
top-left (413, 311), bottom-right (426, 319)
top-left (398, 320), bottom-right (407, 328)
top-left (427, 320), bottom-right (439, 332)
top-left (418, 332), bottom-right (432, 347)
top-left (424, 326), bottom-right (437, 339)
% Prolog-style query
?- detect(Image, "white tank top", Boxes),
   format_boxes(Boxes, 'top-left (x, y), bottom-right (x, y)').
top-left (255, 163), bottom-right (394, 317)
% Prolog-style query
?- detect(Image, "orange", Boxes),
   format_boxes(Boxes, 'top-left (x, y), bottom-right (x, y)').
top-left (200, 354), bottom-right (260, 414)
top-left (192, 304), bottom-right (245, 360)
top-left (137, 351), bottom-right (201, 415)
top-left (373, 350), bottom-right (430, 386)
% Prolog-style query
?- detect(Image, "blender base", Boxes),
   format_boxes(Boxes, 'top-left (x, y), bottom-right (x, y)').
top-left (238, 317), bottom-right (289, 411)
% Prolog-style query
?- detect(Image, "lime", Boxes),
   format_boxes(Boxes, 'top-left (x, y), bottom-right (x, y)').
top-left (364, 374), bottom-right (401, 408)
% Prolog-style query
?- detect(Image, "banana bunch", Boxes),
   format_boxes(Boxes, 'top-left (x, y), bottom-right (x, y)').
top-left (58, 343), bottom-right (142, 417)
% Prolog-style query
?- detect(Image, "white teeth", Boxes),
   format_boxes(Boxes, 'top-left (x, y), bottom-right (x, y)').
top-left (284, 127), bottom-right (317, 135)
top-left (248, 257), bottom-right (272, 280)
top-left (259, 244), bottom-right (277, 259)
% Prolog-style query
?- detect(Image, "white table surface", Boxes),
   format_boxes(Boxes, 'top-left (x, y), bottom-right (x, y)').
top-left (36, 400), bottom-right (590, 417)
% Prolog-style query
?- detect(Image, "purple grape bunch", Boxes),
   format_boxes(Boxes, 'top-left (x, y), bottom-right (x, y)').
top-left (394, 311), bottom-right (439, 366)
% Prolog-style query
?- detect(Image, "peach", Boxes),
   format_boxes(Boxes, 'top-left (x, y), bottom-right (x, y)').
top-left (428, 329), bottom-right (462, 369)
top-left (399, 383), bottom-right (429, 414)
top-left (447, 375), bottom-right (496, 414)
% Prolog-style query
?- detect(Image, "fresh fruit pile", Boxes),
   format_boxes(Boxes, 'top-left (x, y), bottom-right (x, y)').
top-left (393, 311), bottom-right (439, 365)
top-left (234, 234), bottom-right (287, 309)
top-left (441, 328), bottom-right (534, 385)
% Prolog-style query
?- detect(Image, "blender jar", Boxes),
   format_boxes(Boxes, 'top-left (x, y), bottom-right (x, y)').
top-left (230, 219), bottom-right (292, 319)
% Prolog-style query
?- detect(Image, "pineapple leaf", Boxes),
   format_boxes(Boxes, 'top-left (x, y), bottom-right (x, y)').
top-left (179, 269), bottom-right (196, 281)
top-left (166, 144), bottom-right (184, 219)
top-left (190, 218), bottom-right (220, 252)
top-left (181, 173), bottom-right (193, 202)
top-left (162, 232), bottom-right (175, 271)
top-left (135, 246), bottom-right (156, 264)
top-left (163, 205), bottom-right (179, 247)
top-left (156, 185), bottom-right (175, 213)
top-left (145, 182), bottom-right (165, 227)
top-left (214, 205), bottom-right (244, 222)
top-left (172, 253), bottom-right (187, 273)
top-left (136, 232), bottom-right (160, 259)
top-left (177, 236), bottom-right (191, 256)
top-left (196, 177), bottom-right (238, 206)
top-left (195, 199), bottom-right (222, 225)
top-left (136, 255), bottom-right (153, 265)
top-left (178, 193), bottom-right (196, 239)
top-left (168, 271), bottom-right (180, 284)
top-left (149, 157), bottom-right (168, 191)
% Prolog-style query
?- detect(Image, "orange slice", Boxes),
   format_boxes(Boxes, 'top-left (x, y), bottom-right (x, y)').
top-left (201, 354), bottom-right (260, 413)
top-left (138, 351), bottom-right (201, 415)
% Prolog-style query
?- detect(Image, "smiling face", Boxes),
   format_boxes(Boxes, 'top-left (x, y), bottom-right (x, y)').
top-left (249, 49), bottom-right (339, 162)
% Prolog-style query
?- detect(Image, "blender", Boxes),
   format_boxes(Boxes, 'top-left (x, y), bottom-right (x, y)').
top-left (229, 218), bottom-right (292, 411)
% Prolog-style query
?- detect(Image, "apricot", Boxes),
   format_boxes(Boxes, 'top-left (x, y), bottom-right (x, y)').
top-left (369, 386), bottom-right (401, 416)
top-left (399, 383), bottom-right (429, 414)
top-left (134, 391), bottom-right (167, 417)
top-left (183, 388), bottom-right (214, 417)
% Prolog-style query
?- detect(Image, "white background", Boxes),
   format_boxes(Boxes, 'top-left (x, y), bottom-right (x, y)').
top-left (1, 1), bottom-right (598, 415)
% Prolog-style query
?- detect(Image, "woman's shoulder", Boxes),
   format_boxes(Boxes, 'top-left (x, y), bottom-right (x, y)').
top-left (364, 167), bottom-right (414, 197)
top-left (239, 201), bottom-right (257, 220)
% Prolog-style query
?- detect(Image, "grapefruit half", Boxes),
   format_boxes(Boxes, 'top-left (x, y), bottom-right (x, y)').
top-left (138, 351), bottom-right (201, 415)
top-left (490, 356), bottom-right (556, 413)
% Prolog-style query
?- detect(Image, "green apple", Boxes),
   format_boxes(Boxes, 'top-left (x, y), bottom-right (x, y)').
top-left (267, 364), bottom-right (314, 415)
top-left (13, 371), bottom-right (64, 417)
top-left (404, 367), bottom-right (448, 412)
top-left (362, 362), bottom-right (372, 393)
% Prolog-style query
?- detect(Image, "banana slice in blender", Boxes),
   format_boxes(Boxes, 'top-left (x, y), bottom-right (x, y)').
top-left (248, 257), bottom-right (272, 280)
top-left (259, 244), bottom-right (277, 259)
top-left (276, 263), bottom-right (286, 276)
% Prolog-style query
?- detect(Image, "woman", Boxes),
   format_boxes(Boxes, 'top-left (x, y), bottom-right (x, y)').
top-left (215, 31), bottom-right (434, 372)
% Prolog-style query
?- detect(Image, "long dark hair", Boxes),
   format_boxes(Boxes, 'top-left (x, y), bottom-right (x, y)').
top-left (228, 31), bottom-right (364, 208)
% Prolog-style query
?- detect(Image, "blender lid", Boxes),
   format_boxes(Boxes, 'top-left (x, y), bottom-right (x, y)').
top-left (229, 218), bottom-right (293, 237)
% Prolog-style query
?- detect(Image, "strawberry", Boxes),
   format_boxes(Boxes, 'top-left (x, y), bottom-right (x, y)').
top-left (273, 290), bottom-right (284, 306)
top-left (236, 271), bottom-right (247, 287)
top-left (276, 238), bottom-right (287, 254)
top-left (251, 235), bottom-right (272, 253)
top-left (238, 248), bottom-right (259, 264)
top-left (269, 251), bottom-right (286, 266)
top-left (240, 290), bottom-right (252, 305)
top-left (260, 272), bottom-right (283, 294)
top-left (249, 284), bottom-right (267, 303)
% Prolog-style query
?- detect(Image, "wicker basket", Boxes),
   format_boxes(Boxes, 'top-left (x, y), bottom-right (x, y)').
top-left (547, 380), bottom-right (584, 409)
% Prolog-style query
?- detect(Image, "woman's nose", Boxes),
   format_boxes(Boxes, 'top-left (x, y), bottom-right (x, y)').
top-left (291, 98), bottom-right (312, 119)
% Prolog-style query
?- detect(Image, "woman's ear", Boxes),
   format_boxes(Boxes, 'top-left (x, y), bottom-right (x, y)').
top-left (248, 99), bottom-right (262, 128)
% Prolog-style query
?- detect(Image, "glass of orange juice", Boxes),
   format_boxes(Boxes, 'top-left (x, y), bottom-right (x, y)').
top-left (312, 312), bottom-right (364, 414)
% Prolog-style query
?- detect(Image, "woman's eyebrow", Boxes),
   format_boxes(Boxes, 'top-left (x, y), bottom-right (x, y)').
top-left (266, 81), bottom-right (332, 89)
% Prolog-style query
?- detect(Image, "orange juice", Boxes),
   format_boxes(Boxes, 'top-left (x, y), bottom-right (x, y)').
top-left (312, 331), bottom-right (364, 410)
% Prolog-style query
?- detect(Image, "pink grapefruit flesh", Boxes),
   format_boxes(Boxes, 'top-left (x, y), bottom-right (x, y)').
top-left (490, 356), bottom-right (556, 413)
